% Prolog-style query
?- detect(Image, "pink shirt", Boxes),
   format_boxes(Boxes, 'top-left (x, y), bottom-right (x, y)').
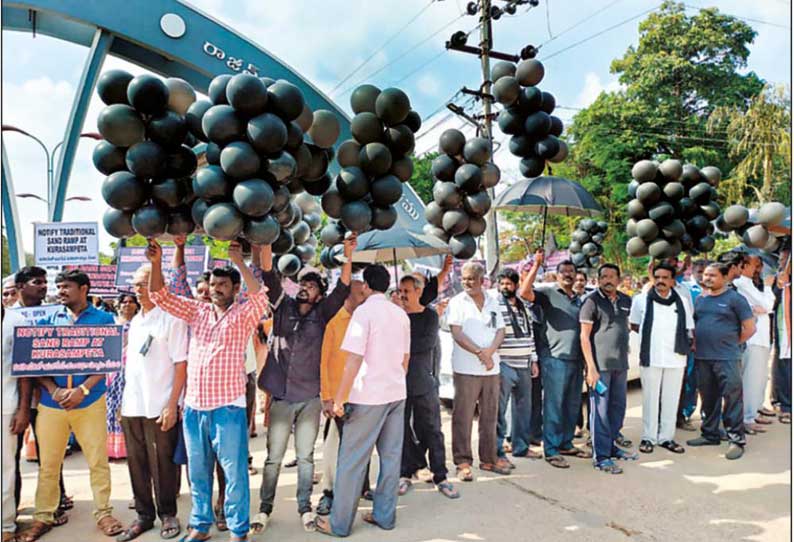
top-left (341, 293), bottom-right (410, 405)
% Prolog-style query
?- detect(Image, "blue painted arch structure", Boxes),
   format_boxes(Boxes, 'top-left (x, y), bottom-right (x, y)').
top-left (2, 0), bottom-right (431, 272)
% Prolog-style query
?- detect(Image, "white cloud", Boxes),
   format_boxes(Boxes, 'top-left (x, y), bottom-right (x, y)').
top-left (574, 72), bottom-right (622, 109)
top-left (416, 73), bottom-right (442, 97)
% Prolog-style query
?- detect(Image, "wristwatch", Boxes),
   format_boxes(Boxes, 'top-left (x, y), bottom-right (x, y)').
top-left (79, 384), bottom-right (90, 396)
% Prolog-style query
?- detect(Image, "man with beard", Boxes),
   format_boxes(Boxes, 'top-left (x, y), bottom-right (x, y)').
top-left (580, 264), bottom-right (635, 474)
top-left (495, 269), bottom-right (540, 467)
top-left (398, 275), bottom-right (459, 499)
top-left (687, 263), bottom-right (755, 460)
top-left (520, 256), bottom-right (588, 469)
top-left (148, 240), bottom-right (268, 542)
top-left (22, 270), bottom-right (123, 542)
top-left (251, 234), bottom-right (357, 534)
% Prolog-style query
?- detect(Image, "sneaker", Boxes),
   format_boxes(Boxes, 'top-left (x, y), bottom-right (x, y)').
top-left (725, 443), bottom-right (744, 460)
top-left (686, 436), bottom-right (721, 447)
top-left (316, 491), bottom-right (333, 516)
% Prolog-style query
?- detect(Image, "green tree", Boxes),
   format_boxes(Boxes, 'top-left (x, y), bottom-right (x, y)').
top-left (408, 152), bottom-right (437, 205)
top-left (708, 84), bottom-right (791, 204)
top-left (559, 1), bottom-right (764, 275)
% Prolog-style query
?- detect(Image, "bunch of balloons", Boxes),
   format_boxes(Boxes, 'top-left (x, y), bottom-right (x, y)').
top-left (319, 84), bottom-right (420, 243)
top-left (95, 70), bottom-right (201, 239)
top-left (625, 159), bottom-right (722, 259)
top-left (423, 128), bottom-right (500, 260)
top-left (568, 219), bottom-right (608, 269)
top-left (316, 84), bottom-right (420, 265)
top-left (271, 192), bottom-right (323, 277)
top-left (718, 201), bottom-right (789, 254)
top-left (493, 59), bottom-right (567, 178)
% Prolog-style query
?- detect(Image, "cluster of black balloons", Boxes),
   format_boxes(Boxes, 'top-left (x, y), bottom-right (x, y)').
top-left (569, 219), bottom-right (607, 269)
top-left (422, 129), bottom-right (499, 260)
top-left (184, 72), bottom-right (340, 270)
top-left (270, 192), bottom-right (323, 277)
top-left (718, 201), bottom-right (788, 254)
top-left (96, 70), bottom-right (202, 239)
top-left (317, 84), bottom-right (420, 257)
top-left (626, 159), bottom-right (722, 259)
top-left (493, 59), bottom-right (567, 178)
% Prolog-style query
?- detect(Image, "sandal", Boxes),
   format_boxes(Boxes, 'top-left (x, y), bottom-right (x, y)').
top-left (595, 459), bottom-right (623, 474)
top-left (456, 464), bottom-right (474, 482)
top-left (758, 407), bottom-right (776, 417)
top-left (613, 449), bottom-right (639, 461)
top-left (18, 521), bottom-right (52, 542)
top-left (160, 516), bottom-right (181, 540)
top-left (116, 518), bottom-right (154, 542)
top-left (53, 510), bottom-right (68, 527)
top-left (496, 458), bottom-right (515, 470)
top-left (398, 477), bottom-right (412, 496)
top-left (213, 506), bottom-right (227, 532)
top-left (512, 449), bottom-right (542, 459)
top-left (479, 462), bottom-right (511, 475)
top-left (779, 413), bottom-right (792, 424)
top-left (545, 455), bottom-right (570, 469)
top-left (302, 512), bottom-right (316, 533)
top-left (754, 416), bottom-right (773, 425)
top-left (639, 440), bottom-right (654, 454)
top-left (559, 447), bottom-right (590, 459)
top-left (98, 516), bottom-right (124, 537)
top-left (436, 481), bottom-right (460, 499)
top-left (360, 512), bottom-right (386, 529)
top-left (177, 529), bottom-right (211, 542)
top-left (58, 495), bottom-right (74, 512)
top-left (249, 512), bottom-right (269, 535)
top-left (659, 440), bottom-right (685, 454)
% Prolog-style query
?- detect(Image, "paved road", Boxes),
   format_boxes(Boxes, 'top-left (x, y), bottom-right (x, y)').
top-left (15, 386), bottom-right (791, 542)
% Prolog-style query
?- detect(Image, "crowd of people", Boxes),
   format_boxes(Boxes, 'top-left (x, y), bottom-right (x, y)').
top-left (1, 236), bottom-right (791, 541)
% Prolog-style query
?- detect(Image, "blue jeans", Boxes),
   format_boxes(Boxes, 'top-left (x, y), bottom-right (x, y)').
top-left (590, 370), bottom-right (628, 462)
top-left (541, 356), bottom-right (583, 457)
top-left (183, 406), bottom-right (249, 537)
top-left (497, 364), bottom-right (532, 457)
top-left (679, 352), bottom-right (698, 421)
top-left (773, 356), bottom-right (792, 414)
top-left (330, 401), bottom-right (405, 537)
top-left (259, 397), bottom-right (321, 515)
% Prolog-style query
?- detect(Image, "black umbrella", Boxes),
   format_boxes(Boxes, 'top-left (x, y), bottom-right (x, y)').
top-left (349, 229), bottom-right (450, 285)
top-left (493, 176), bottom-right (603, 244)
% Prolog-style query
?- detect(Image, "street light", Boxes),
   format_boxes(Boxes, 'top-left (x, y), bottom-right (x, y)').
top-left (16, 193), bottom-right (92, 205)
top-left (1, 125), bottom-right (102, 216)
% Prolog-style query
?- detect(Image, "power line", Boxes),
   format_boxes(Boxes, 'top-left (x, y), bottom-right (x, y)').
top-left (391, 49), bottom-right (447, 85)
top-left (682, 3), bottom-right (790, 29)
top-left (538, 0), bottom-right (627, 48)
top-left (544, 0), bottom-right (553, 40)
top-left (334, 13), bottom-right (468, 98)
top-left (328, 0), bottom-right (437, 93)
top-left (540, 4), bottom-right (663, 62)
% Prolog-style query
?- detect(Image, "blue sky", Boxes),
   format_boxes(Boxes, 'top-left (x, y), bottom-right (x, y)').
top-left (2, 0), bottom-right (790, 255)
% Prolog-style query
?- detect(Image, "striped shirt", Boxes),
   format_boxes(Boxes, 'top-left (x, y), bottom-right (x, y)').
top-left (496, 294), bottom-right (537, 368)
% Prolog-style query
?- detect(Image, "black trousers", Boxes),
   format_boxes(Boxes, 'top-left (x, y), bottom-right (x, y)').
top-left (121, 416), bottom-right (180, 521)
top-left (529, 372), bottom-right (543, 442)
top-left (401, 389), bottom-right (448, 485)
top-left (696, 359), bottom-right (745, 446)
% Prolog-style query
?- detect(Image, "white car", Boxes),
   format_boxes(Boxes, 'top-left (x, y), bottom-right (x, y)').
top-left (437, 328), bottom-right (642, 402)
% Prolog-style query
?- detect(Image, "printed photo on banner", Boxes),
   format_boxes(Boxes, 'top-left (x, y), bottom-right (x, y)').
top-left (115, 245), bottom-right (208, 289)
top-left (11, 324), bottom-right (124, 377)
top-left (34, 222), bottom-right (99, 267)
top-left (63, 264), bottom-right (118, 297)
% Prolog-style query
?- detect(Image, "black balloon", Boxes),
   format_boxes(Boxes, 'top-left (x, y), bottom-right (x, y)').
top-left (244, 215), bottom-right (280, 245)
top-left (371, 205), bottom-right (398, 230)
top-left (267, 151), bottom-right (297, 182)
top-left (375, 88), bottom-right (410, 126)
top-left (166, 206), bottom-right (195, 235)
top-left (304, 145), bottom-right (329, 181)
top-left (384, 125), bottom-right (415, 156)
top-left (439, 129), bottom-right (466, 156)
top-left (202, 105), bottom-right (244, 146)
top-left (350, 84), bottom-right (381, 115)
top-left (431, 154), bottom-right (458, 182)
top-left (203, 202), bottom-right (244, 241)
top-left (268, 81), bottom-right (305, 121)
top-left (337, 167), bottom-right (370, 201)
top-left (103, 208), bottom-right (136, 238)
top-left (233, 179), bottom-right (274, 217)
top-left (442, 209), bottom-right (470, 236)
top-left (147, 111), bottom-right (188, 149)
top-left (455, 163), bottom-right (483, 194)
top-left (166, 146), bottom-right (198, 178)
top-left (125, 141), bottom-right (167, 178)
top-left (151, 178), bottom-right (185, 207)
top-left (340, 200), bottom-right (373, 232)
top-left (220, 141), bottom-right (261, 179)
top-left (226, 73), bottom-right (268, 116)
top-left (463, 138), bottom-right (491, 166)
top-left (194, 165), bottom-right (230, 200)
top-left (463, 191), bottom-right (491, 217)
top-left (321, 188), bottom-right (345, 218)
top-left (247, 112), bottom-right (288, 155)
top-left (97, 70), bottom-right (133, 105)
top-left (370, 175), bottom-right (402, 206)
top-left (498, 108), bottom-right (524, 136)
top-left (359, 143), bottom-right (392, 177)
top-left (433, 182), bottom-right (462, 209)
top-left (191, 198), bottom-right (210, 226)
top-left (101, 171), bottom-right (148, 211)
top-left (92, 141), bottom-right (127, 176)
top-left (98, 104), bottom-right (146, 147)
top-left (523, 111), bottom-right (551, 138)
top-left (127, 75), bottom-right (169, 115)
top-left (303, 173), bottom-right (332, 196)
top-left (519, 157), bottom-right (545, 178)
top-left (185, 100), bottom-right (212, 142)
top-left (450, 234), bottom-right (477, 259)
top-left (351, 112), bottom-right (384, 145)
top-left (468, 216), bottom-right (487, 236)
top-left (391, 156), bottom-right (414, 182)
top-left (132, 204), bottom-right (168, 237)
top-left (425, 201), bottom-right (445, 227)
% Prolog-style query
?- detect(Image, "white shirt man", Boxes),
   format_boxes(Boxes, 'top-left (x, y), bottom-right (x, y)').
top-left (630, 264), bottom-right (694, 453)
top-left (733, 262), bottom-right (776, 430)
top-left (2, 309), bottom-right (27, 538)
top-left (446, 292), bottom-right (504, 376)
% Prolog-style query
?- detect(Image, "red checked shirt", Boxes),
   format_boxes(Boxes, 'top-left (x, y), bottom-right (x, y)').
top-left (150, 286), bottom-right (269, 410)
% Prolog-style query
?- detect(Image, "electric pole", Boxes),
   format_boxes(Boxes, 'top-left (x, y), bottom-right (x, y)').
top-left (478, 0), bottom-right (500, 278)
top-left (445, 0), bottom-right (538, 278)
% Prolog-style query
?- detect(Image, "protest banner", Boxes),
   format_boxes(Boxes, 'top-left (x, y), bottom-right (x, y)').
top-left (115, 245), bottom-right (208, 289)
top-left (210, 258), bottom-right (230, 268)
top-left (63, 264), bottom-right (118, 296)
top-left (10, 305), bottom-right (61, 325)
top-left (11, 324), bottom-right (123, 377)
top-left (34, 222), bottom-right (99, 267)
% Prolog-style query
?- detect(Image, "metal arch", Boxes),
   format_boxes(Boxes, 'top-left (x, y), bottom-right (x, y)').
top-left (1, 0), bottom-right (431, 254)
top-left (1, 141), bottom-right (27, 271)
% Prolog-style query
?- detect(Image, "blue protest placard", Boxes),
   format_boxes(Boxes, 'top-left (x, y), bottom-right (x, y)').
top-left (11, 325), bottom-right (123, 377)
top-left (115, 246), bottom-right (208, 290)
